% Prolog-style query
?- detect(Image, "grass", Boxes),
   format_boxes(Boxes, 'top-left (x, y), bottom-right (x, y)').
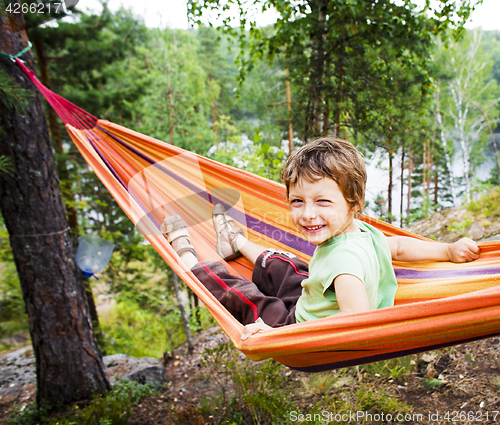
top-left (447, 217), bottom-right (474, 235)
top-left (300, 369), bottom-right (357, 396)
top-left (466, 187), bottom-right (500, 218)
top-left (6, 380), bottom-right (158, 425)
top-left (362, 356), bottom-right (416, 381)
top-left (421, 378), bottom-right (447, 390)
top-left (99, 296), bottom-right (214, 358)
top-left (176, 336), bottom-right (414, 425)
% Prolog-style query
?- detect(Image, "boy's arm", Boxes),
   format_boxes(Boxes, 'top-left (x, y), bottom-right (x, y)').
top-left (387, 236), bottom-right (480, 263)
top-left (241, 318), bottom-right (272, 340)
top-left (333, 274), bottom-right (370, 314)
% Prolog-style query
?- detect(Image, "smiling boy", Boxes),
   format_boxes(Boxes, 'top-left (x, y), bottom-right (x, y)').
top-left (163, 137), bottom-right (480, 340)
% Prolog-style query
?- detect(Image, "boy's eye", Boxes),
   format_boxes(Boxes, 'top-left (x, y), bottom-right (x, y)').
top-left (317, 199), bottom-right (332, 205)
top-left (289, 199), bottom-right (303, 206)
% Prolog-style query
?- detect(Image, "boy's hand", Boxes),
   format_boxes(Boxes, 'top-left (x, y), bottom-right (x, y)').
top-left (447, 237), bottom-right (480, 263)
top-left (241, 318), bottom-right (272, 341)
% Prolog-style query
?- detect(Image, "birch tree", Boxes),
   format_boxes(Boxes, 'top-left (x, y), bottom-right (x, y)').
top-left (436, 30), bottom-right (500, 202)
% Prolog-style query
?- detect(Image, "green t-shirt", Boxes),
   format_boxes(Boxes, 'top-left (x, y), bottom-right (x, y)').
top-left (294, 220), bottom-right (398, 323)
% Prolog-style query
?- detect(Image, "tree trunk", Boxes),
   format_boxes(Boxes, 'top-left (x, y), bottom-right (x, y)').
top-left (172, 273), bottom-right (194, 354)
top-left (422, 140), bottom-right (428, 202)
top-left (434, 169), bottom-right (439, 207)
top-left (306, 0), bottom-right (328, 138)
top-left (208, 74), bottom-right (219, 148)
top-left (334, 19), bottom-right (345, 137)
top-left (387, 150), bottom-right (393, 224)
top-left (406, 146), bottom-right (413, 218)
top-left (285, 67), bottom-right (293, 155)
top-left (400, 145), bottom-right (405, 228)
top-left (167, 61), bottom-right (175, 144)
top-left (435, 82), bottom-right (458, 206)
top-left (473, 101), bottom-right (500, 185)
top-left (0, 11), bottom-right (109, 408)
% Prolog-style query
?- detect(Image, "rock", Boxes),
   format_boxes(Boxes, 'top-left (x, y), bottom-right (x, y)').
top-left (469, 222), bottom-right (486, 241)
top-left (123, 358), bottom-right (167, 386)
top-left (103, 354), bottom-right (167, 386)
top-left (0, 346), bottom-right (36, 397)
top-left (103, 353), bottom-right (130, 368)
top-left (0, 348), bottom-right (167, 398)
top-left (405, 206), bottom-right (500, 243)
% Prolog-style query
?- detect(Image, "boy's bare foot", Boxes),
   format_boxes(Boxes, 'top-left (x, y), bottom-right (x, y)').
top-left (212, 203), bottom-right (245, 261)
top-left (161, 215), bottom-right (198, 267)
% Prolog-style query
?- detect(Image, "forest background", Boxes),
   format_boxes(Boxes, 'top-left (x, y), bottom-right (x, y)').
top-left (1, 0), bottom-right (500, 414)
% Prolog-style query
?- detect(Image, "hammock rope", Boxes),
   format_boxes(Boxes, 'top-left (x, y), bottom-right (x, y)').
top-left (14, 58), bottom-right (500, 372)
top-left (0, 41), bottom-right (32, 60)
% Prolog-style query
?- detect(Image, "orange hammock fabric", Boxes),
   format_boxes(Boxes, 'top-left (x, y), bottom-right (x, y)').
top-left (18, 60), bottom-right (500, 372)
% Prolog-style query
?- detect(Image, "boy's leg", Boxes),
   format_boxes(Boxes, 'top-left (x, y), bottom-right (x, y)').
top-left (212, 204), bottom-right (307, 318)
top-left (234, 235), bottom-right (266, 265)
top-left (252, 250), bottom-right (307, 309)
top-left (162, 215), bottom-right (198, 269)
top-left (213, 203), bottom-right (268, 265)
top-left (162, 214), bottom-right (296, 327)
top-left (191, 261), bottom-right (297, 327)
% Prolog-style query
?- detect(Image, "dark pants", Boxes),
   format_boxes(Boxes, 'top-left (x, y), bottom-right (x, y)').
top-left (191, 250), bottom-right (308, 327)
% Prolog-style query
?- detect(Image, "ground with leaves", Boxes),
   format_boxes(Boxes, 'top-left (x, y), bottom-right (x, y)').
top-left (130, 335), bottom-right (500, 425)
top-left (2, 323), bottom-right (500, 424)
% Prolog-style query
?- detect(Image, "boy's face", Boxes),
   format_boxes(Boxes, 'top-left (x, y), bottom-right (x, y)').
top-left (288, 177), bottom-right (358, 245)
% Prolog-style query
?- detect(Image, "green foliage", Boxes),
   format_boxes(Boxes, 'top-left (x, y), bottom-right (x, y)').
top-left (421, 377), bottom-right (447, 390)
top-left (433, 30), bottom-right (500, 204)
top-left (363, 356), bottom-right (416, 381)
top-left (466, 187), bottom-right (500, 218)
top-left (190, 337), bottom-right (413, 425)
top-left (188, 0), bottom-right (471, 142)
top-left (100, 298), bottom-right (175, 358)
top-left (7, 380), bottom-right (156, 425)
top-left (0, 216), bottom-right (28, 347)
top-left (196, 336), bottom-right (296, 425)
top-left (0, 69), bottom-right (33, 114)
top-left (33, 6), bottom-right (149, 119)
top-left (100, 294), bottom-right (213, 358)
top-left (301, 369), bottom-right (357, 396)
top-left (135, 28), bottom-right (218, 154)
top-left (353, 384), bottom-right (413, 417)
top-left (209, 130), bottom-right (286, 183)
top-left (447, 217), bottom-right (474, 234)
top-left (0, 155), bottom-right (14, 177)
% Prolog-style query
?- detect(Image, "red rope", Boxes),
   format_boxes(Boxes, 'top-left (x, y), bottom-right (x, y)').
top-left (15, 59), bottom-right (98, 130)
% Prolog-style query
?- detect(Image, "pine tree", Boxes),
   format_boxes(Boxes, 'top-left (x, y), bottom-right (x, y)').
top-left (0, 6), bottom-right (109, 407)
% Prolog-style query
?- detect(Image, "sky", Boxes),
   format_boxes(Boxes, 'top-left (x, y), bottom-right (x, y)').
top-left (80, 0), bottom-right (500, 31)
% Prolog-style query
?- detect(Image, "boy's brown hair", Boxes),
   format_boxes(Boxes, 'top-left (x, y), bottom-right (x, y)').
top-left (280, 137), bottom-right (366, 217)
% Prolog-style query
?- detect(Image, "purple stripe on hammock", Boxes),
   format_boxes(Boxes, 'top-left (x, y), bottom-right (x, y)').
top-left (86, 134), bottom-right (127, 189)
top-left (394, 263), bottom-right (500, 280)
top-left (86, 132), bottom-right (158, 229)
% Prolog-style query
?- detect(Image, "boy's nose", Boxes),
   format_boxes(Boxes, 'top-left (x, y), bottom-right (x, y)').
top-left (302, 203), bottom-right (317, 220)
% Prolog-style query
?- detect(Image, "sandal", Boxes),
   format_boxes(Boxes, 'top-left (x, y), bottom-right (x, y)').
top-left (212, 203), bottom-right (245, 261)
top-left (161, 215), bottom-right (198, 260)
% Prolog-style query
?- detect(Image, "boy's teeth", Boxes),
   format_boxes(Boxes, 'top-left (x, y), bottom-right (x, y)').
top-left (307, 225), bottom-right (323, 230)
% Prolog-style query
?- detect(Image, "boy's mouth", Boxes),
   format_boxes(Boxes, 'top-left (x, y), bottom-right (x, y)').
top-left (303, 224), bottom-right (326, 233)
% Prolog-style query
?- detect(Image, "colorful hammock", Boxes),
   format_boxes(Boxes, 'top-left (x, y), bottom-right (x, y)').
top-left (17, 59), bottom-right (500, 372)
